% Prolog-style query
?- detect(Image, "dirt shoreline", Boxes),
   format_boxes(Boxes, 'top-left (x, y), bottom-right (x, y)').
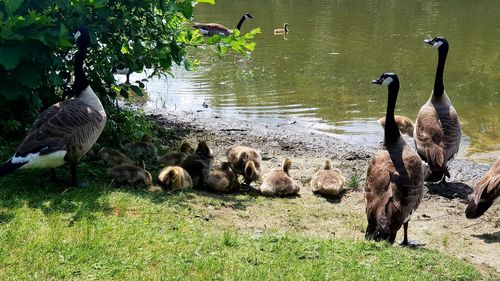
top-left (146, 107), bottom-right (499, 274)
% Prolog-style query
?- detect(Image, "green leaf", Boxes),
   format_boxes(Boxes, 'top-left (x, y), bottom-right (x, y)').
top-left (244, 42), bottom-right (256, 51)
top-left (12, 62), bottom-right (42, 88)
top-left (196, 0), bottom-right (215, 4)
top-left (0, 45), bottom-right (25, 70)
top-left (121, 45), bottom-right (129, 54)
top-left (6, 0), bottom-right (23, 14)
top-left (130, 85), bottom-right (143, 96)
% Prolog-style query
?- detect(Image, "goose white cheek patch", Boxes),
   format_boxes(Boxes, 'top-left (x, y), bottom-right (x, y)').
top-left (432, 41), bottom-right (443, 48)
top-left (381, 76), bottom-right (393, 86)
top-left (74, 31), bottom-right (81, 41)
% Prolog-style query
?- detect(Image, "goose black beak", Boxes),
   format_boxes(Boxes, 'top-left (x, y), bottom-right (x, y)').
top-left (372, 79), bottom-right (382, 85)
top-left (424, 38), bottom-right (434, 46)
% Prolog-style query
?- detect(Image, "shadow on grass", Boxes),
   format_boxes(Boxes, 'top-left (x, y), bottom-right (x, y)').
top-left (472, 231), bottom-right (500, 244)
top-left (426, 181), bottom-right (473, 202)
top-left (0, 164), bottom-right (195, 224)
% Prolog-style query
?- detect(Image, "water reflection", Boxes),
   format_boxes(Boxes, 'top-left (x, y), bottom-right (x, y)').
top-left (144, 0), bottom-right (500, 162)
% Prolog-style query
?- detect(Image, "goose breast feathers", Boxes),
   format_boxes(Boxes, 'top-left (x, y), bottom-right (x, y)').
top-left (365, 145), bottom-right (424, 237)
top-left (415, 93), bottom-right (461, 172)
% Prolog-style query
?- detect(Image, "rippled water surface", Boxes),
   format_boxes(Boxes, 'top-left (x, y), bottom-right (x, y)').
top-left (143, 0), bottom-right (500, 162)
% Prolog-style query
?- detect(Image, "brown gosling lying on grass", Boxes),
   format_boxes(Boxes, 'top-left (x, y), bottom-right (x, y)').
top-left (98, 147), bottom-right (134, 167)
top-left (259, 158), bottom-right (300, 196)
top-left (108, 161), bottom-right (152, 187)
top-left (206, 162), bottom-right (240, 192)
top-left (157, 142), bottom-right (194, 167)
top-left (181, 141), bottom-right (214, 188)
top-left (226, 145), bottom-right (262, 184)
top-left (377, 115), bottom-right (415, 137)
top-left (310, 160), bottom-right (346, 196)
top-left (121, 134), bottom-right (158, 162)
top-left (158, 165), bottom-right (193, 191)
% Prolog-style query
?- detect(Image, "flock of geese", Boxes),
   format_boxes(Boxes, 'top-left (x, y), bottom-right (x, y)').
top-left (0, 22), bottom-right (498, 247)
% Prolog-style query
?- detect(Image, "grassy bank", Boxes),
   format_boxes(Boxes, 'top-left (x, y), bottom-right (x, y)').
top-left (0, 172), bottom-right (489, 280)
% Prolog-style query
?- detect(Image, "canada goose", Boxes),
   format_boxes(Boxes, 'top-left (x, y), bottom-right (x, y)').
top-left (98, 147), bottom-right (134, 167)
top-left (0, 27), bottom-right (106, 186)
top-left (109, 161), bottom-right (152, 187)
top-left (206, 162), bottom-right (240, 192)
top-left (465, 157), bottom-right (500, 219)
top-left (226, 145), bottom-right (262, 184)
top-left (274, 23), bottom-right (290, 35)
top-left (365, 73), bottom-right (424, 246)
top-left (157, 142), bottom-right (194, 167)
top-left (377, 115), bottom-right (415, 137)
top-left (310, 160), bottom-right (346, 196)
top-left (181, 141), bottom-right (214, 188)
top-left (259, 158), bottom-right (300, 196)
top-left (414, 37), bottom-right (461, 183)
top-left (193, 13), bottom-right (254, 37)
top-left (158, 165), bottom-right (193, 191)
top-left (121, 134), bottom-right (157, 162)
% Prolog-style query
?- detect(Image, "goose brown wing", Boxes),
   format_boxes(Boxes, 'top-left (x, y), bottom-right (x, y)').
top-left (16, 99), bottom-right (105, 160)
top-left (415, 104), bottom-right (447, 172)
top-left (466, 157), bottom-right (500, 218)
top-left (364, 152), bottom-right (392, 215)
top-left (440, 105), bottom-right (461, 161)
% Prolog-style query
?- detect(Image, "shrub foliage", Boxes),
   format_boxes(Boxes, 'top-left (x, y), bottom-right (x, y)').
top-left (0, 0), bottom-right (260, 139)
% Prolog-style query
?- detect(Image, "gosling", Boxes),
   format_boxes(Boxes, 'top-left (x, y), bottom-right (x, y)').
top-left (98, 147), bottom-right (134, 167)
top-left (157, 142), bottom-right (194, 167)
top-left (310, 160), bottom-right (346, 196)
top-left (226, 145), bottom-right (262, 185)
top-left (259, 158), bottom-right (300, 196)
top-left (121, 134), bottom-right (158, 162)
top-left (181, 141), bottom-right (214, 188)
top-left (158, 165), bottom-right (193, 191)
top-left (206, 162), bottom-right (240, 192)
top-left (108, 161), bottom-right (152, 187)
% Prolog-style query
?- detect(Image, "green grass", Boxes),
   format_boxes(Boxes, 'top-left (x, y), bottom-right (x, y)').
top-left (0, 170), bottom-right (489, 280)
top-left (347, 173), bottom-right (362, 189)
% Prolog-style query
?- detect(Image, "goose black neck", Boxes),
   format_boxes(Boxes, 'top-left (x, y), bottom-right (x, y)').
top-left (384, 80), bottom-right (401, 145)
top-left (236, 16), bottom-right (247, 30)
top-left (433, 44), bottom-right (448, 97)
top-left (73, 47), bottom-right (89, 96)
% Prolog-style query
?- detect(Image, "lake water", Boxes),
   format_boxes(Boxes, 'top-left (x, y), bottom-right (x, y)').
top-left (143, 0), bottom-right (500, 163)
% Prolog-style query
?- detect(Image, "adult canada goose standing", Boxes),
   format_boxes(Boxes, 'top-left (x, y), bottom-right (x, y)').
top-left (193, 13), bottom-right (254, 37)
top-left (414, 37), bottom-right (461, 182)
top-left (465, 156), bottom-right (500, 219)
top-left (0, 27), bottom-right (106, 186)
top-left (274, 23), bottom-right (290, 35)
top-left (365, 73), bottom-right (424, 246)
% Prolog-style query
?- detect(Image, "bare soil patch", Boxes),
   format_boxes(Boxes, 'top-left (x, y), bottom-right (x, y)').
top-left (147, 107), bottom-right (499, 274)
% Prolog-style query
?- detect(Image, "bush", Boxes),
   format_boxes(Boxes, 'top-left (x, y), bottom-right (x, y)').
top-left (0, 0), bottom-right (260, 140)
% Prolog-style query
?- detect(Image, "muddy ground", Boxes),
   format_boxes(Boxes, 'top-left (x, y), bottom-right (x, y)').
top-left (146, 107), bottom-right (499, 275)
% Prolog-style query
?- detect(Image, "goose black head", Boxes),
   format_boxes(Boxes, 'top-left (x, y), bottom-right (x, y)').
top-left (74, 27), bottom-right (91, 49)
top-left (243, 13), bottom-right (254, 19)
top-left (424, 36), bottom-right (448, 49)
top-left (372, 72), bottom-right (399, 87)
